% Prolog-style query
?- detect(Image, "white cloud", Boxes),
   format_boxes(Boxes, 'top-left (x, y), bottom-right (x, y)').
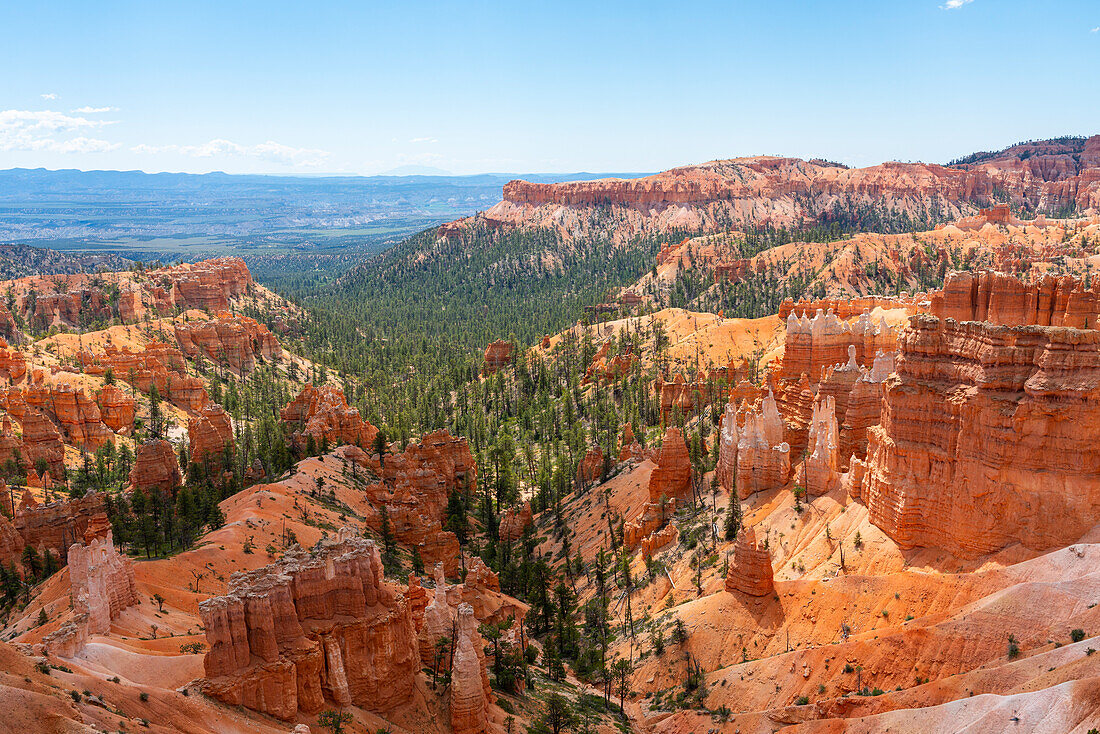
top-left (409, 137), bottom-right (438, 144)
top-left (133, 138), bottom-right (330, 167)
top-left (0, 108), bottom-right (118, 153)
top-left (1091, 26), bottom-right (1099, 32)
top-left (942, 0), bottom-right (974, 8)
top-left (71, 106), bottom-right (117, 114)
top-left (40, 93), bottom-right (58, 100)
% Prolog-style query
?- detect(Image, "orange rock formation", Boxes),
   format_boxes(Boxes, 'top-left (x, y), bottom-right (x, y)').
top-left (930, 269), bottom-right (1100, 328)
top-left (199, 533), bottom-right (417, 720)
top-left (281, 385), bottom-right (377, 449)
top-left (188, 403), bottom-right (234, 468)
top-left (174, 312), bottom-right (281, 374)
top-left (130, 439), bottom-right (182, 494)
top-left (647, 427), bottom-right (691, 502)
top-left (859, 311), bottom-right (1100, 557)
top-left (724, 525), bottom-right (774, 597)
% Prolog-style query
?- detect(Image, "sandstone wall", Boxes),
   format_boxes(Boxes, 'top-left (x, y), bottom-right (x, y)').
top-left (860, 313), bottom-right (1100, 557)
top-left (199, 535), bottom-right (418, 721)
top-left (931, 270), bottom-right (1100, 328)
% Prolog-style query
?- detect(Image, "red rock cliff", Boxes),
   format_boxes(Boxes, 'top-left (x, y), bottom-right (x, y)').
top-left (199, 534), bottom-right (418, 721)
top-left (860, 312), bottom-right (1100, 557)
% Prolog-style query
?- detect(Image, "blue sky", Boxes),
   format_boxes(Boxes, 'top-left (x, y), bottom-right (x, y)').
top-left (2, 0), bottom-right (1098, 175)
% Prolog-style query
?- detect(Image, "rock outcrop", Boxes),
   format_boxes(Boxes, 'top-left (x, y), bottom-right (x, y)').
top-left (724, 525), bottom-right (774, 597)
top-left (418, 563), bottom-right (453, 667)
top-left (782, 309), bottom-right (897, 383)
top-left (174, 312), bottom-right (281, 375)
top-left (130, 440), bottom-right (182, 494)
top-left (281, 385), bottom-right (378, 449)
top-left (482, 340), bottom-right (514, 376)
top-left (375, 430), bottom-right (476, 576)
top-left (576, 446), bottom-right (604, 485)
top-left (930, 270), bottom-right (1100, 328)
top-left (80, 342), bottom-right (210, 412)
top-left (859, 312), bottom-right (1100, 557)
top-left (498, 502), bottom-right (533, 543)
top-left (715, 401), bottom-right (739, 495)
top-left (804, 395), bottom-right (839, 496)
top-left (188, 403), bottom-right (234, 468)
top-left (473, 138), bottom-right (1100, 236)
top-left (735, 395), bottom-right (790, 499)
top-left (10, 492), bottom-right (107, 566)
top-left (647, 427), bottom-right (692, 502)
top-left (20, 383), bottom-right (112, 450)
top-left (96, 384), bottom-right (135, 434)
top-left (449, 603), bottom-right (492, 734)
top-left (839, 351), bottom-right (894, 466)
top-left (199, 534), bottom-right (418, 721)
top-left (66, 519), bottom-right (139, 637)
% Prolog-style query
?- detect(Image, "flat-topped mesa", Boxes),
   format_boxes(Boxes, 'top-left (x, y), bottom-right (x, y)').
top-left (450, 602), bottom-right (492, 734)
top-left (734, 393), bottom-right (790, 499)
top-left (130, 439), bottom-right (182, 495)
top-left (281, 385), bottom-right (377, 449)
top-left (174, 312), bottom-right (282, 375)
top-left (781, 308), bottom-right (898, 383)
top-left (840, 351), bottom-right (894, 466)
top-left (647, 427), bottom-right (692, 502)
top-left (859, 312), bottom-right (1100, 557)
top-left (498, 502), bottom-right (533, 543)
top-left (10, 491), bottom-right (106, 565)
top-left (930, 270), bottom-right (1100, 328)
top-left (715, 402), bottom-right (739, 495)
top-left (481, 340), bottom-right (514, 376)
top-left (379, 430), bottom-right (476, 576)
top-left (724, 525), bottom-right (774, 597)
top-left (805, 395), bottom-right (840, 496)
top-left (778, 295), bottom-right (927, 320)
top-left (199, 534), bottom-right (418, 721)
top-left (188, 403), bottom-right (235, 469)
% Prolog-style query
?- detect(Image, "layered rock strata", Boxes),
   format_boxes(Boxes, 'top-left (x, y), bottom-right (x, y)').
top-left (130, 440), bottom-right (182, 494)
top-left (735, 395), bottom-right (789, 499)
top-left (931, 270), bottom-right (1100, 328)
top-left (724, 525), bottom-right (774, 597)
top-left (281, 385), bottom-right (378, 449)
top-left (859, 312), bottom-right (1100, 557)
top-left (782, 309), bottom-right (897, 382)
top-left (188, 403), bottom-right (235, 468)
top-left (481, 340), bottom-right (514, 376)
top-left (498, 502), bottom-right (533, 543)
top-left (174, 312), bottom-right (281, 375)
top-left (450, 603), bottom-right (492, 734)
top-left (199, 535), bottom-right (418, 720)
top-left (805, 395), bottom-right (839, 496)
top-left (647, 427), bottom-right (692, 502)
